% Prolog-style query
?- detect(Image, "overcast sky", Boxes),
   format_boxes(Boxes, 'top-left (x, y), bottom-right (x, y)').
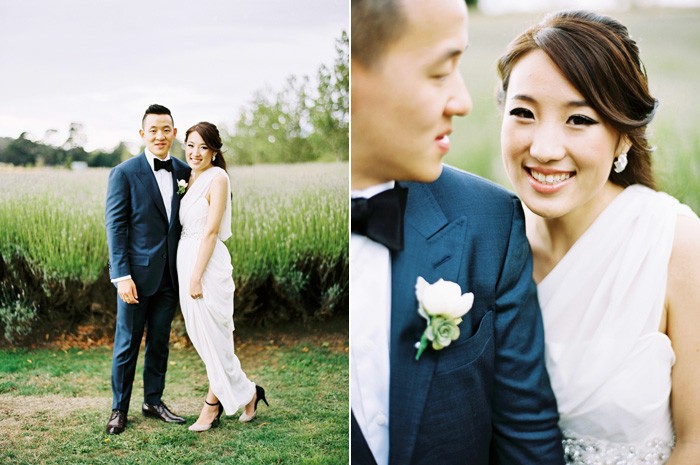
top-left (478, 0), bottom-right (700, 14)
top-left (0, 0), bottom-right (348, 151)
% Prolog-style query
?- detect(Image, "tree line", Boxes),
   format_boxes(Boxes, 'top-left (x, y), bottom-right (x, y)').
top-left (0, 126), bottom-right (129, 168)
top-left (226, 30), bottom-right (348, 164)
top-left (0, 31), bottom-right (348, 168)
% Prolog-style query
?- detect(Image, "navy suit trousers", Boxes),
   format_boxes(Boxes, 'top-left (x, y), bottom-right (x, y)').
top-left (111, 266), bottom-right (177, 412)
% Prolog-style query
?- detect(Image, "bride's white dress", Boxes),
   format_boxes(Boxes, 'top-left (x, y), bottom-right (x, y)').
top-left (176, 166), bottom-right (255, 415)
top-left (538, 185), bottom-right (697, 465)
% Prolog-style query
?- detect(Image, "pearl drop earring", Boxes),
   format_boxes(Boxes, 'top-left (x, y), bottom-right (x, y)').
top-left (613, 152), bottom-right (628, 173)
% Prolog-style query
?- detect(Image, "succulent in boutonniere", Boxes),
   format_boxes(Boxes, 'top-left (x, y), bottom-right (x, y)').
top-left (414, 277), bottom-right (474, 361)
top-left (177, 179), bottom-right (188, 195)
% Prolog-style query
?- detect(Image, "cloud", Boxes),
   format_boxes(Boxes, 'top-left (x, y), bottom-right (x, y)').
top-left (0, 0), bottom-right (348, 151)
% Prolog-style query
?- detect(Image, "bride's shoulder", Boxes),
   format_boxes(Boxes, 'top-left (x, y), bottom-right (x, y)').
top-left (210, 166), bottom-right (230, 179)
top-left (207, 168), bottom-right (230, 192)
top-left (664, 208), bottom-right (700, 450)
top-left (667, 211), bottom-right (700, 311)
top-left (661, 189), bottom-right (700, 258)
top-left (671, 212), bottom-right (700, 263)
top-left (202, 166), bottom-right (229, 184)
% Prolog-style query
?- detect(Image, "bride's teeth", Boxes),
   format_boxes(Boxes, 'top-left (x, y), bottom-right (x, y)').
top-left (531, 170), bottom-right (571, 185)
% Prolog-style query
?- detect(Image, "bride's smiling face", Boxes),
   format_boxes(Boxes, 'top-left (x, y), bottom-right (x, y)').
top-left (501, 50), bottom-right (629, 220)
top-left (185, 131), bottom-right (214, 172)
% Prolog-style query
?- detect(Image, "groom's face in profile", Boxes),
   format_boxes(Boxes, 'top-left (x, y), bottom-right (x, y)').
top-left (351, 0), bottom-right (472, 189)
top-left (140, 113), bottom-right (177, 160)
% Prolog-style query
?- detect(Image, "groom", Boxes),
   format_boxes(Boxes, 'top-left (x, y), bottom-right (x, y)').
top-left (104, 104), bottom-right (191, 434)
top-left (350, 0), bottom-right (564, 464)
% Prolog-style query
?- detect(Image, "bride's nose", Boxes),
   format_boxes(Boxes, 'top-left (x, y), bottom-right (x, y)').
top-left (530, 122), bottom-right (566, 163)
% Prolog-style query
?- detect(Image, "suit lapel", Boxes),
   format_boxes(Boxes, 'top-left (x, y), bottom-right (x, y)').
top-left (389, 181), bottom-right (468, 465)
top-left (134, 153), bottom-right (168, 222)
top-left (351, 411), bottom-right (379, 465)
top-left (169, 164), bottom-right (186, 230)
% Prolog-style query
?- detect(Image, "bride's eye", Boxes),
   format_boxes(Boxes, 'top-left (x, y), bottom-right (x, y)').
top-left (567, 114), bottom-right (598, 126)
top-left (509, 107), bottom-right (534, 119)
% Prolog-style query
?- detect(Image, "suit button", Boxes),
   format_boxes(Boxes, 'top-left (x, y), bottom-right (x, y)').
top-left (161, 253), bottom-right (167, 259)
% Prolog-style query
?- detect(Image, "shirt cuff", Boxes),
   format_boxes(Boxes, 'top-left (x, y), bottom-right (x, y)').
top-left (111, 275), bottom-right (132, 283)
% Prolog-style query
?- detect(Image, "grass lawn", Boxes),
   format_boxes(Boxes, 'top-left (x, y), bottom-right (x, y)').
top-left (0, 319), bottom-right (348, 464)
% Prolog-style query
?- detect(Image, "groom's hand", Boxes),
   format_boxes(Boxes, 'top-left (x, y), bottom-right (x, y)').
top-left (117, 279), bottom-right (139, 304)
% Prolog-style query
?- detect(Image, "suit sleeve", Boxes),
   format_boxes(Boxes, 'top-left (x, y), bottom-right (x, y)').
top-left (490, 198), bottom-right (565, 465)
top-left (105, 168), bottom-right (131, 281)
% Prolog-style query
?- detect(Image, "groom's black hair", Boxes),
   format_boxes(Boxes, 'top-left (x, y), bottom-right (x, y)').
top-left (142, 104), bottom-right (174, 127)
top-left (352, 0), bottom-right (407, 68)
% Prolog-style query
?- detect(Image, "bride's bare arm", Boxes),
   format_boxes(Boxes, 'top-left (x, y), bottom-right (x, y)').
top-left (666, 214), bottom-right (700, 464)
top-left (188, 173), bottom-right (229, 299)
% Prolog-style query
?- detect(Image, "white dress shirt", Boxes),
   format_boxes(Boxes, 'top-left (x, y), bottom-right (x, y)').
top-left (111, 149), bottom-right (174, 283)
top-left (351, 181), bottom-right (394, 465)
top-left (145, 148), bottom-right (174, 222)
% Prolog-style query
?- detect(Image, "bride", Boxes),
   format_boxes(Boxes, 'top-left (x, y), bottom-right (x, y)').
top-left (497, 10), bottom-right (700, 464)
top-left (176, 121), bottom-right (268, 432)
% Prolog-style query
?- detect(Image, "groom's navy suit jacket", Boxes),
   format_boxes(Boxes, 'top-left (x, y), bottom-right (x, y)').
top-left (353, 166), bottom-right (564, 465)
top-left (105, 153), bottom-right (190, 295)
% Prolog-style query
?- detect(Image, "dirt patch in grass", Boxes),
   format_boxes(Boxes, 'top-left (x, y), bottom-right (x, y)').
top-left (32, 313), bottom-right (348, 357)
top-left (0, 394), bottom-right (108, 420)
top-left (0, 394), bottom-right (112, 444)
top-left (0, 394), bottom-right (217, 443)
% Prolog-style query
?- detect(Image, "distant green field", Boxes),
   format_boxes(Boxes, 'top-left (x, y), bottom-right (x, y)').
top-left (448, 8), bottom-right (700, 213)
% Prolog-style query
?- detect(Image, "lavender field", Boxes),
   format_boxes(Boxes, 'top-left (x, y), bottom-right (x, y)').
top-left (0, 162), bottom-right (348, 343)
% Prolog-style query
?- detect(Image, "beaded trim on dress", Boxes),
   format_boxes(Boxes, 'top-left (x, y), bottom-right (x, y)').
top-left (563, 431), bottom-right (674, 465)
top-left (180, 226), bottom-right (204, 239)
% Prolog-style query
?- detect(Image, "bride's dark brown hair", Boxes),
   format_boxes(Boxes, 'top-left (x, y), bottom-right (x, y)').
top-left (185, 122), bottom-right (227, 172)
top-left (497, 10), bottom-right (658, 189)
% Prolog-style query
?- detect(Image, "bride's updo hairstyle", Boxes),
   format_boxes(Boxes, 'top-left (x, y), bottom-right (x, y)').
top-left (185, 122), bottom-right (227, 172)
top-left (497, 10), bottom-right (658, 189)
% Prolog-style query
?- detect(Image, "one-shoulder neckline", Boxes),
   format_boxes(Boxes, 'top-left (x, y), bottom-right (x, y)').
top-left (537, 185), bottom-right (643, 290)
top-left (188, 166), bottom-right (225, 189)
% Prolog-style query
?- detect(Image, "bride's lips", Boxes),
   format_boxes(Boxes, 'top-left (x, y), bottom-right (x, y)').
top-left (526, 166), bottom-right (575, 194)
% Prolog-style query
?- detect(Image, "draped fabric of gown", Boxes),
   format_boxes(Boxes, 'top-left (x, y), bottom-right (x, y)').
top-left (176, 166), bottom-right (255, 415)
top-left (538, 185), bottom-right (695, 465)
top-left (538, 185), bottom-right (697, 464)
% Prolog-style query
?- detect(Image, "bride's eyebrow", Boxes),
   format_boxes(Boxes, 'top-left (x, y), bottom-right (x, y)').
top-left (510, 94), bottom-right (591, 109)
top-left (565, 100), bottom-right (591, 108)
top-left (510, 94), bottom-right (536, 103)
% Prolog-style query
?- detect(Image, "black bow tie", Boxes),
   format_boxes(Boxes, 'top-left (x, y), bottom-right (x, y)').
top-left (351, 185), bottom-right (408, 251)
top-left (154, 158), bottom-right (173, 172)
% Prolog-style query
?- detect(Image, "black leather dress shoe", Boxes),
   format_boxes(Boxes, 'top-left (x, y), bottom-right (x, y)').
top-left (106, 409), bottom-right (127, 434)
top-left (142, 402), bottom-right (186, 424)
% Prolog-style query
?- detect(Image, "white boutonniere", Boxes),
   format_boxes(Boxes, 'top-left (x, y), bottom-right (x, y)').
top-left (177, 179), bottom-right (188, 195)
top-left (414, 277), bottom-right (474, 361)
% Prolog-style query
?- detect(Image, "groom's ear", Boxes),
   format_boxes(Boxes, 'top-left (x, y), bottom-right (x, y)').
top-left (173, 127), bottom-right (177, 138)
top-left (139, 128), bottom-right (145, 139)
